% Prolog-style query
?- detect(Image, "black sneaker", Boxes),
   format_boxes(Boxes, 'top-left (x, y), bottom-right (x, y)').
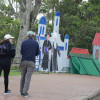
top-left (22, 92), bottom-right (29, 97)
top-left (19, 90), bottom-right (23, 95)
top-left (4, 90), bottom-right (11, 95)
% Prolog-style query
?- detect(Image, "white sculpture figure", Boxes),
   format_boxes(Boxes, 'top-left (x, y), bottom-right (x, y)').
top-left (53, 11), bottom-right (60, 34)
top-left (41, 32), bottom-right (52, 72)
top-left (38, 16), bottom-right (47, 37)
top-left (49, 11), bottom-right (69, 72)
top-left (36, 12), bottom-right (69, 72)
top-left (35, 16), bottom-right (47, 71)
top-left (64, 35), bottom-right (69, 72)
top-left (50, 32), bottom-right (61, 72)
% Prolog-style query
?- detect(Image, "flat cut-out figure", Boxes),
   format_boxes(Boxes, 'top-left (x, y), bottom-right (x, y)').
top-left (50, 32), bottom-right (61, 72)
top-left (42, 32), bottom-right (52, 70)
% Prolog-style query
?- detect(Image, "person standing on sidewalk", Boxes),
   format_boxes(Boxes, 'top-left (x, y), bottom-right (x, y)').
top-left (20, 31), bottom-right (39, 97)
top-left (0, 34), bottom-right (15, 95)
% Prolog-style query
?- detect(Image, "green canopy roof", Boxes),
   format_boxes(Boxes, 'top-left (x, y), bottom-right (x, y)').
top-left (69, 53), bottom-right (100, 76)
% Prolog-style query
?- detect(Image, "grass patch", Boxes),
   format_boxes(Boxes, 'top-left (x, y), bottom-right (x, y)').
top-left (1, 67), bottom-right (70, 76)
top-left (9, 71), bottom-right (21, 76)
top-left (1, 67), bottom-right (21, 76)
top-left (10, 67), bottom-right (21, 76)
top-left (1, 71), bottom-right (21, 76)
top-left (10, 67), bottom-right (20, 71)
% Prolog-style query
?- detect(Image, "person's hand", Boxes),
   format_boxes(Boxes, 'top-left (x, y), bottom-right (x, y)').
top-left (40, 49), bottom-right (41, 51)
top-left (59, 51), bottom-right (61, 54)
top-left (42, 54), bottom-right (44, 56)
top-left (47, 49), bottom-right (48, 51)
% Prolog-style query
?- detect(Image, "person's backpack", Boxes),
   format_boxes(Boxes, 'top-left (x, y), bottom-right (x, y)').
top-left (0, 43), bottom-right (10, 57)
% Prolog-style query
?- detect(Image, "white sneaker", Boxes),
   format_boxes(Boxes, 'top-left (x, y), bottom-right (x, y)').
top-left (4, 90), bottom-right (11, 95)
top-left (23, 92), bottom-right (29, 97)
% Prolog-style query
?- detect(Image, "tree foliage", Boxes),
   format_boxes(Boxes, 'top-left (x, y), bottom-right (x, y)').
top-left (38, 0), bottom-right (100, 53)
top-left (1, 0), bottom-right (100, 54)
top-left (0, 3), bottom-right (20, 46)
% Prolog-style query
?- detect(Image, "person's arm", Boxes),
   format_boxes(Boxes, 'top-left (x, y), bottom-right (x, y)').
top-left (20, 42), bottom-right (23, 55)
top-left (36, 43), bottom-right (40, 56)
top-left (9, 44), bottom-right (15, 58)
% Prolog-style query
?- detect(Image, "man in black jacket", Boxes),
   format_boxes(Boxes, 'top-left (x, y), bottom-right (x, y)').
top-left (0, 34), bottom-right (15, 95)
top-left (20, 31), bottom-right (39, 97)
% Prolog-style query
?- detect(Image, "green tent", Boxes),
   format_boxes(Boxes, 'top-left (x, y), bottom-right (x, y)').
top-left (69, 53), bottom-right (100, 76)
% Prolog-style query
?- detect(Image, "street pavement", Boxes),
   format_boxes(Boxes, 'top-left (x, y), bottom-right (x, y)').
top-left (0, 74), bottom-right (100, 100)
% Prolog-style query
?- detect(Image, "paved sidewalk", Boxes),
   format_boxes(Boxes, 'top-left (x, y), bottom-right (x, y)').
top-left (0, 74), bottom-right (100, 100)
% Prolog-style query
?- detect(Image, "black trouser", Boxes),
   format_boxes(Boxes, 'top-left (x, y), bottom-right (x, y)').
top-left (0, 65), bottom-right (10, 92)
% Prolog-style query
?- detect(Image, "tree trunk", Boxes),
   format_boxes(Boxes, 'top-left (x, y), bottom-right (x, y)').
top-left (12, 0), bottom-right (32, 67)
top-left (30, 0), bottom-right (41, 29)
top-left (12, 0), bottom-right (41, 67)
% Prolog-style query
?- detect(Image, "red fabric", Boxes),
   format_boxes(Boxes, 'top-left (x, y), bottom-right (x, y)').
top-left (92, 33), bottom-right (100, 46)
top-left (67, 55), bottom-right (70, 59)
top-left (71, 48), bottom-right (90, 55)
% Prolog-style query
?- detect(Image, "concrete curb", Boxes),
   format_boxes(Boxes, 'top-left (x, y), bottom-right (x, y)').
top-left (83, 89), bottom-right (100, 100)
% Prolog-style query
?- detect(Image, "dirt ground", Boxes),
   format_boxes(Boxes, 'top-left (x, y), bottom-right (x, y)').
top-left (0, 73), bottom-right (100, 100)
